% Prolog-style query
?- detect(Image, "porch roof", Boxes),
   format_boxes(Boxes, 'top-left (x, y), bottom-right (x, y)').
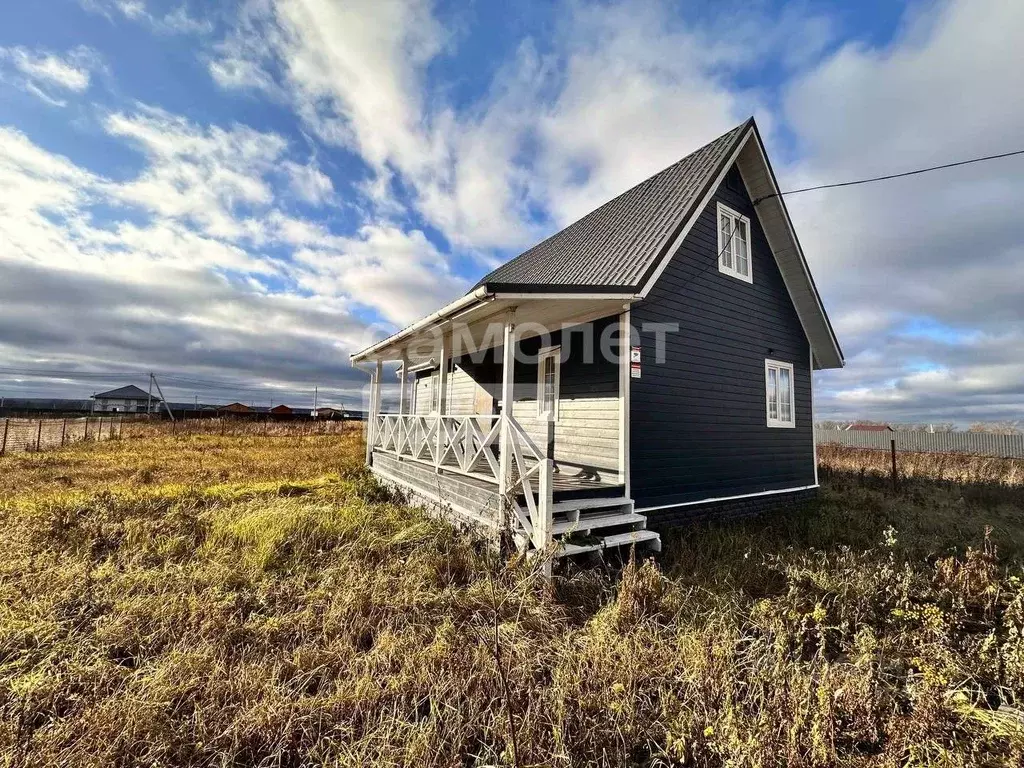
top-left (350, 291), bottom-right (630, 364)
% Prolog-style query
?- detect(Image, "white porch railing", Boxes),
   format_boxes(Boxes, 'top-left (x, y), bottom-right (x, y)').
top-left (371, 412), bottom-right (552, 552)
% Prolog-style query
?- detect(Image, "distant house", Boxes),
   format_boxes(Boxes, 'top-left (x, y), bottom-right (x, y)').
top-left (219, 403), bottom-right (254, 413)
top-left (314, 407), bottom-right (361, 420)
top-left (92, 385), bottom-right (156, 414)
top-left (844, 423), bottom-right (894, 432)
top-left (270, 404), bottom-right (293, 415)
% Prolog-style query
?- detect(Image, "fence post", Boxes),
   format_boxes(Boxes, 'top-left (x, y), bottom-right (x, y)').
top-left (1, 419), bottom-right (7, 456)
top-left (36, 420), bottom-right (43, 451)
top-left (61, 418), bottom-right (67, 447)
top-left (890, 439), bottom-right (898, 494)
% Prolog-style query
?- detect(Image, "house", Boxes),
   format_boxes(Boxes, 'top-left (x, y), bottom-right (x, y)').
top-left (844, 423), bottom-right (893, 432)
top-left (219, 403), bottom-right (254, 413)
top-left (314, 407), bottom-right (362, 420)
top-left (351, 118), bottom-right (843, 559)
top-left (270, 404), bottom-right (293, 415)
top-left (92, 385), bottom-right (157, 414)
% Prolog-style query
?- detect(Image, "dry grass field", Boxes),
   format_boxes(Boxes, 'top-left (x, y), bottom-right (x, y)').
top-left (3, 426), bottom-right (1024, 766)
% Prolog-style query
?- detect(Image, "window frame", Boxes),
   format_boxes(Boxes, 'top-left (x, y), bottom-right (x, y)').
top-left (537, 345), bottom-right (561, 422)
top-left (429, 370), bottom-right (441, 414)
top-left (717, 202), bottom-right (753, 284)
top-left (765, 359), bottom-right (796, 428)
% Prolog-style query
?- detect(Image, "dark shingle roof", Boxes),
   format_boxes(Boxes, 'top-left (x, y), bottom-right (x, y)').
top-left (474, 119), bottom-right (751, 292)
top-left (93, 385), bottom-right (153, 400)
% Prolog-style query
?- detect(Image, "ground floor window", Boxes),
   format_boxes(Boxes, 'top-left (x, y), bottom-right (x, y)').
top-left (765, 359), bottom-right (795, 428)
top-left (537, 346), bottom-right (561, 421)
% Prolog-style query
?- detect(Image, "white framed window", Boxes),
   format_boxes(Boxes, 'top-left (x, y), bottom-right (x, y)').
top-left (537, 346), bottom-right (561, 422)
top-left (765, 359), bottom-right (795, 428)
top-left (429, 370), bottom-right (440, 413)
top-left (717, 202), bottom-right (752, 283)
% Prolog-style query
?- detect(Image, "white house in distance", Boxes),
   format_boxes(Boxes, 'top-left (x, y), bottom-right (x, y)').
top-left (92, 385), bottom-right (157, 414)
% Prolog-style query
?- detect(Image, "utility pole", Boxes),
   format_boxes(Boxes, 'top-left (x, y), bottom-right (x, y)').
top-left (313, 386), bottom-right (318, 419)
top-left (147, 373), bottom-right (153, 419)
top-left (150, 374), bottom-right (175, 422)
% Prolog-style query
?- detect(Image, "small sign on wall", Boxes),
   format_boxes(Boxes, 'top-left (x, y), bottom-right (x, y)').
top-left (630, 345), bottom-right (642, 378)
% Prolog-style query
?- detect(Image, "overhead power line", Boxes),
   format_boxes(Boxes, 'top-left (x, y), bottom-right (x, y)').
top-left (754, 147), bottom-right (1024, 203)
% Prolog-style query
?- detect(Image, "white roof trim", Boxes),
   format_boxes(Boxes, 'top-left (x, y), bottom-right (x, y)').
top-left (740, 129), bottom-right (843, 369)
top-left (351, 286), bottom-right (490, 363)
top-left (350, 289), bottom-right (638, 364)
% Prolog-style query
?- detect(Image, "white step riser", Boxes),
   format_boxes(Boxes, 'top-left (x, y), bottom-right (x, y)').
top-left (557, 529), bottom-right (662, 558)
top-left (552, 496), bottom-right (632, 514)
top-left (518, 496), bottom-right (662, 560)
top-left (553, 512), bottom-right (646, 536)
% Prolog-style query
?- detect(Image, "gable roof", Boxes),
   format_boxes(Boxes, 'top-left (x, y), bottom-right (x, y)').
top-left (476, 120), bottom-right (750, 292)
top-left (351, 117), bottom-right (843, 369)
top-left (93, 385), bottom-right (152, 400)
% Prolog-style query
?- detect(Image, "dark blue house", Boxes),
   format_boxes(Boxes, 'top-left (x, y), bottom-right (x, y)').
top-left (352, 118), bottom-right (843, 559)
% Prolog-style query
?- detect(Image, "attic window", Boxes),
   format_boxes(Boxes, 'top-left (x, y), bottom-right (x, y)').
top-left (717, 202), bottom-right (752, 283)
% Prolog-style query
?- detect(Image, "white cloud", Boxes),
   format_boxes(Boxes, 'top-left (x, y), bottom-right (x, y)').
top-left (292, 224), bottom-right (463, 326)
top-left (208, 0), bottom-right (830, 251)
top-left (0, 107), bottom-right (463, 403)
top-left (284, 158), bottom-right (334, 205)
top-left (782, 0), bottom-right (1024, 421)
top-left (0, 45), bottom-right (102, 105)
top-left (80, 0), bottom-right (213, 35)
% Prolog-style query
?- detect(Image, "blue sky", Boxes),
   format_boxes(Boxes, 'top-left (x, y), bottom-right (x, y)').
top-left (0, 0), bottom-right (1022, 424)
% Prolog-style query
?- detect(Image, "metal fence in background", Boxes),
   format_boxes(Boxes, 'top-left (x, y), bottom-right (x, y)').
top-left (815, 428), bottom-right (1024, 458)
top-left (0, 417), bottom-right (123, 455)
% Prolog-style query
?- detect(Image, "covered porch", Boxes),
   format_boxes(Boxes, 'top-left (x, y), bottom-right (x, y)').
top-left (353, 292), bottom-right (637, 554)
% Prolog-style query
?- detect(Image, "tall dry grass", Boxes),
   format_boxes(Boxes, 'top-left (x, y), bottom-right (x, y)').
top-left (818, 442), bottom-right (1024, 487)
top-left (1, 434), bottom-right (1024, 766)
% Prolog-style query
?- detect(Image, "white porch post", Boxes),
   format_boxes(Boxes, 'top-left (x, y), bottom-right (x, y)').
top-left (538, 456), bottom-right (553, 570)
top-left (619, 307), bottom-right (631, 498)
top-left (435, 327), bottom-right (450, 470)
top-left (497, 311), bottom-right (516, 526)
top-left (366, 360), bottom-right (382, 465)
top-left (398, 354), bottom-right (408, 415)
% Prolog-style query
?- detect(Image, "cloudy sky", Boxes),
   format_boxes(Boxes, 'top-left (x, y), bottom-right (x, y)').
top-left (0, 0), bottom-right (1022, 421)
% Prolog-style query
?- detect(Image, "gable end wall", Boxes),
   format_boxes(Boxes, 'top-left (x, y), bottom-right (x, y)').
top-left (629, 165), bottom-right (815, 514)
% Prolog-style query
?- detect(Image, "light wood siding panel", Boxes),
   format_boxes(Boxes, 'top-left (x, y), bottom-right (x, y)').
top-left (630, 165), bottom-right (814, 511)
top-left (511, 315), bottom-right (622, 484)
top-left (413, 372), bottom-right (433, 415)
top-left (447, 366), bottom-right (485, 415)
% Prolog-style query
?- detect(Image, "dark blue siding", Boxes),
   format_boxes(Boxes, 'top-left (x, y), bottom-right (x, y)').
top-left (630, 166), bottom-right (814, 512)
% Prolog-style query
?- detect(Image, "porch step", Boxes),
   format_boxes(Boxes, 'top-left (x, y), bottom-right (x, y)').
top-left (552, 511), bottom-right (646, 535)
top-left (552, 496), bottom-right (631, 514)
top-left (557, 529), bottom-right (662, 558)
